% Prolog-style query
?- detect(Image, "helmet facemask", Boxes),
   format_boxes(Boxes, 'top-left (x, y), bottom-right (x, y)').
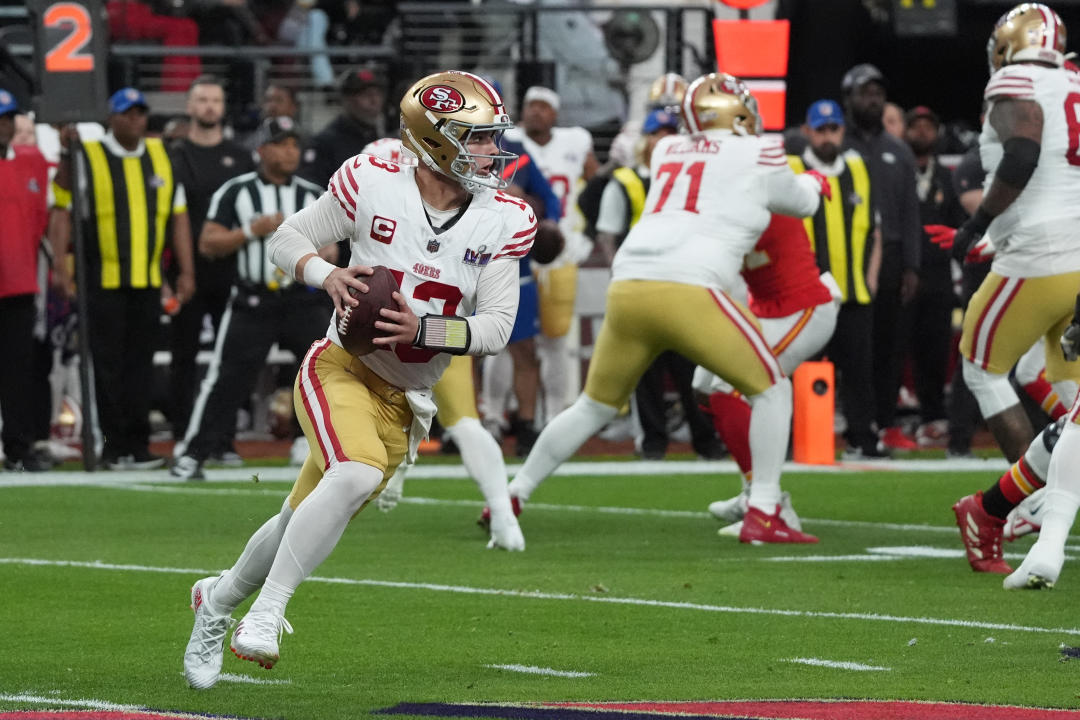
top-left (399, 71), bottom-right (519, 194)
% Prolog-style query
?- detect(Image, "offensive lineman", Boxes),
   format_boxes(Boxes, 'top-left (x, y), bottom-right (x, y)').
top-left (182, 71), bottom-right (535, 689)
top-left (925, 3), bottom-right (1080, 574)
top-left (506, 73), bottom-right (830, 544)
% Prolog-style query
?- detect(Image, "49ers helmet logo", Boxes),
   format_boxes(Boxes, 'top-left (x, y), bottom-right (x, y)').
top-left (419, 86), bottom-right (465, 113)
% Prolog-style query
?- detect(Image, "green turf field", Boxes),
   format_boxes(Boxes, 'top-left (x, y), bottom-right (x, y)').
top-left (2, 460), bottom-right (1078, 718)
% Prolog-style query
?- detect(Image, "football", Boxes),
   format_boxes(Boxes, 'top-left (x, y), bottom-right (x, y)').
top-left (530, 220), bottom-right (564, 265)
top-left (337, 266), bottom-right (400, 357)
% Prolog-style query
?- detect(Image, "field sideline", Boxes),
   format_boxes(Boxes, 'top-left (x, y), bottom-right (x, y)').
top-left (3, 458), bottom-right (1079, 719)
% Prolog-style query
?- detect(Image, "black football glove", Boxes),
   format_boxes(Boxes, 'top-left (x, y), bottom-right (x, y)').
top-left (1062, 294), bottom-right (1080, 362)
top-left (950, 208), bottom-right (993, 264)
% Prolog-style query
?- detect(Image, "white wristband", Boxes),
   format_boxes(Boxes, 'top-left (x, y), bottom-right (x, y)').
top-left (241, 220), bottom-right (255, 241)
top-left (302, 257), bottom-right (336, 289)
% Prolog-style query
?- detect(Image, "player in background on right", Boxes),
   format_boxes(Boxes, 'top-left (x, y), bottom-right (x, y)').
top-left (694, 213), bottom-right (840, 536)
top-left (507, 73), bottom-right (831, 545)
top-left (924, 3), bottom-right (1080, 574)
top-left (1005, 303), bottom-right (1080, 589)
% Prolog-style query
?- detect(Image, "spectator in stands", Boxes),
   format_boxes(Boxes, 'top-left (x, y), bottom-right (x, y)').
top-left (55, 88), bottom-right (196, 470)
top-left (168, 76), bottom-right (257, 460)
top-left (0, 91), bottom-right (53, 472)
top-left (299, 67), bottom-right (386, 187)
top-left (883, 101), bottom-right (905, 140)
top-left (170, 117), bottom-right (330, 480)
top-left (275, 1), bottom-right (334, 89)
top-left (594, 108), bottom-right (722, 460)
top-left (262, 83), bottom-right (300, 122)
top-left (106, 1), bottom-right (201, 91)
top-left (904, 105), bottom-right (967, 448)
top-left (841, 64), bottom-right (922, 453)
top-left (792, 99), bottom-right (884, 459)
top-left (322, 0), bottom-right (398, 48)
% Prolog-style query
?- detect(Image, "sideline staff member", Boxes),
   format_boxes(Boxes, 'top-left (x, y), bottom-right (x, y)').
top-left (55, 88), bottom-right (196, 470)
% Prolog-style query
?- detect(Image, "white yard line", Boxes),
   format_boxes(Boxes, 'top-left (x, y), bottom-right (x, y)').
top-left (783, 657), bottom-right (891, 672)
top-left (0, 692), bottom-right (141, 711)
top-left (2, 556), bottom-right (1078, 637)
top-left (218, 672), bottom-right (292, 685)
top-left (484, 664), bottom-right (595, 678)
top-left (0, 456), bottom-right (1011, 489)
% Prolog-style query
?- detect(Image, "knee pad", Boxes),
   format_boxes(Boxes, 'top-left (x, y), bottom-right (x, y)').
top-left (747, 377), bottom-right (792, 408)
top-left (962, 357), bottom-right (1019, 418)
top-left (577, 393), bottom-right (621, 427)
top-left (1024, 417), bottom-right (1068, 481)
top-left (322, 460), bottom-right (384, 515)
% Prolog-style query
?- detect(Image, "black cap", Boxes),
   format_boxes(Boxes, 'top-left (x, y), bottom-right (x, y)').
top-left (339, 67), bottom-right (386, 95)
top-left (254, 116), bottom-right (300, 146)
top-left (841, 63), bottom-right (887, 96)
top-left (905, 105), bottom-right (939, 127)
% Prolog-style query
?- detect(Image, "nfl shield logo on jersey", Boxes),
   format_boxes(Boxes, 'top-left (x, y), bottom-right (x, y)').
top-left (427, 237), bottom-right (441, 253)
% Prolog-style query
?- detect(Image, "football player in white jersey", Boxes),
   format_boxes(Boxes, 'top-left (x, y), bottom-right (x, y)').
top-left (181, 71), bottom-right (535, 689)
top-left (925, 3), bottom-right (1080, 575)
top-left (504, 86), bottom-right (598, 424)
top-left (506, 73), bottom-right (830, 544)
top-left (357, 136), bottom-right (524, 552)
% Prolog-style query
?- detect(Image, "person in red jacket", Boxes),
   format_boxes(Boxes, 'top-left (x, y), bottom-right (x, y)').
top-left (0, 90), bottom-right (52, 471)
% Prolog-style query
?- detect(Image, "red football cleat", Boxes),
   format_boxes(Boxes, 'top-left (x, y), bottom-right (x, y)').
top-left (879, 426), bottom-right (918, 450)
top-left (739, 505), bottom-right (819, 544)
top-left (478, 495), bottom-right (521, 531)
top-left (953, 492), bottom-right (1013, 574)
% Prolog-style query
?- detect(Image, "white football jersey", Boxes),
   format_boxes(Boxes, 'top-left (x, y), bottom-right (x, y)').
top-left (980, 64), bottom-right (1080, 277)
top-left (505, 126), bottom-right (592, 258)
top-left (360, 137), bottom-right (417, 166)
top-left (326, 154), bottom-right (536, 390)
top-left (612, 130), bottom-right (821, 291)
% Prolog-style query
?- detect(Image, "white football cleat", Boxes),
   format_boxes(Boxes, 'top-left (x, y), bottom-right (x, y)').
top-left (1004, 488), bottom-right (1045, 542)
top-left (718, 520), bottom-right (743, 537)
top-left (375, 464), bottom-right (407, 513)
top-left (712, 491), bottom-right (801, 533)
top-left (708, 489), bottom-right (749, 524)
top-left (1003, 540), bottom-right (1064, 590)
top-left (184, 576), bottom-right (234, 690)
top-left (488, 511), bottom-right (525, 551)
top-left (231, 609), bottom-right (293, 669)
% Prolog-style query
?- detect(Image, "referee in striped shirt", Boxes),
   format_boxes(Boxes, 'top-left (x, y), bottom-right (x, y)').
top-left (171, 117), bottom-right (332, 480)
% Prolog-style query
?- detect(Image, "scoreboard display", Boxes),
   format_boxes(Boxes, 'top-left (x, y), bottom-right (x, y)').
top-left (893, 0), bottom-right (958, 37)
top-left (27, 0), bottom-right (107, 122)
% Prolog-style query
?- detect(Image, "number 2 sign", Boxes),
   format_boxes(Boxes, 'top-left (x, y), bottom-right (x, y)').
top-left (28, 0), bottom-right (107, 123)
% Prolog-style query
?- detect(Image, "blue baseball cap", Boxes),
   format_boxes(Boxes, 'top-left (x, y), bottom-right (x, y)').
top-left (642, 108), bottom-right (679, 134)
top-left (108, 87), bottom-right (149, 114)
top-left (806, 99), bottom-right (844, 129)
top-left (0, 88), bottom-right (17, 116)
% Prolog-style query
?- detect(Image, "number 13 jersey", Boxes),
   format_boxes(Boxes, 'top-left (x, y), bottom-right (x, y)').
top-left (980, 63), bottom-right (1080, 277)
top-left (327, 154), bottom-right (536, 390)
top-left (612, 130), bottom-right (821, 292)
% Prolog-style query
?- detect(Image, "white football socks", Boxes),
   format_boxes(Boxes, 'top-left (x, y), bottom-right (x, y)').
top-left (481, 351), bottom-right (514, 430)
top-left (746, 379), bottom-right (793, 513)
top-left (249, 461), bottom-right (383, 616)
top-left (508, 394), bottom-right (618, 502)
top-left (210, 499), bottom-right (294, 613)
top-left (536, 334), bottom-right (571, 421)
top-left (444, 417), bottom-right (514, 520)
top-left (1032, 423), bottom-right (1080, 553)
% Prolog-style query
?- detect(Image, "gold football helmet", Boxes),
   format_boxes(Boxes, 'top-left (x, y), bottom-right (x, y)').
top-left (647, 72), bottom-right (688, 111)
top-left (987, 3), bottom-right (1067, 74)
top-left (680, 73), bottom-right (761, 136)
top-left (400, 71), bottom-right (517, 193)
